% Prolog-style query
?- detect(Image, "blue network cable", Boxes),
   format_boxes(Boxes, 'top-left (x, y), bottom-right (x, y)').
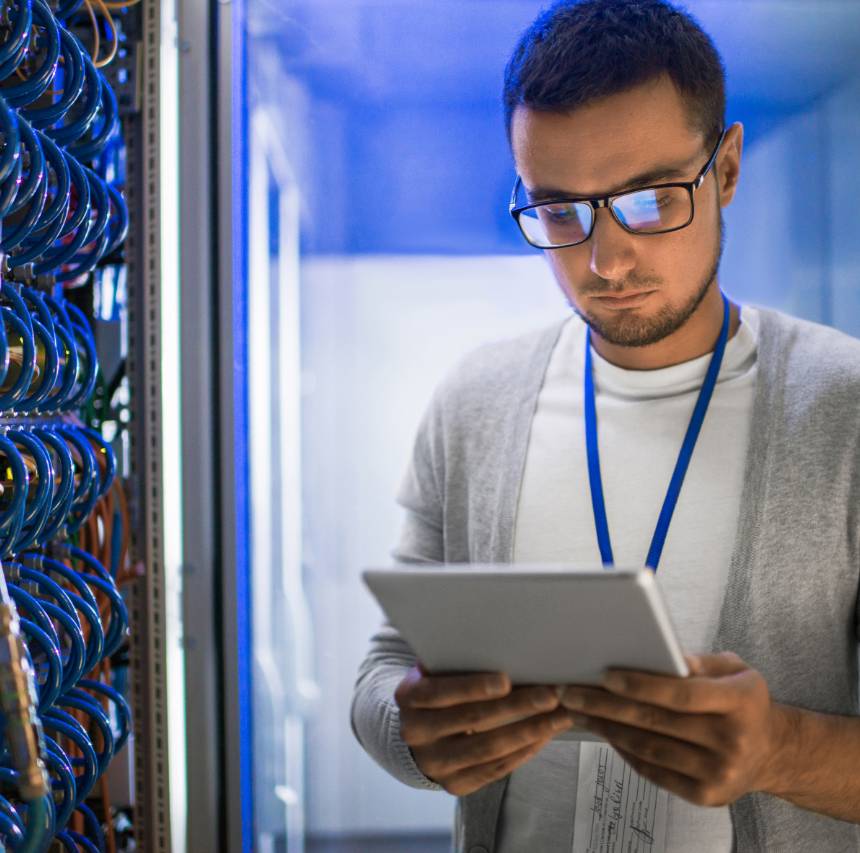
top-left (0, 1), bottom-right (135, 847)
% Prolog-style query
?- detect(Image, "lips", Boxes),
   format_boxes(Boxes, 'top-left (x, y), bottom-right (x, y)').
top-left (592, 290), bottom-right (655, 308)
top-left (594, 290), bottom-right (654, 300)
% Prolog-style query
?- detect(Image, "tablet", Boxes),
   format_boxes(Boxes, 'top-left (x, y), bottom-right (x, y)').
top-left (362, 563), bottom-right (688, 683)
top-left (362, 564), bottom-right (688, 741)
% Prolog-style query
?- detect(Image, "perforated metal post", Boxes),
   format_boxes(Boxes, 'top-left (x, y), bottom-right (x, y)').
top-left (125, 0), bottom-right (173, 849)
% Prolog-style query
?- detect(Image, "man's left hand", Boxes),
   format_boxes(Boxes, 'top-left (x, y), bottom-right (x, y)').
top-left (559, 651), bottom-right (790, 807)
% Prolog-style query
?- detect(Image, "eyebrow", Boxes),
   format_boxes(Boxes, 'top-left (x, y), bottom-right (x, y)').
top-left (526, 161), bottom-right (696, 202)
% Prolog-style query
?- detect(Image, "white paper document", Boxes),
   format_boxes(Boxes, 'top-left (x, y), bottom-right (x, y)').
top-left (573, 742), bottom-right (669, 853)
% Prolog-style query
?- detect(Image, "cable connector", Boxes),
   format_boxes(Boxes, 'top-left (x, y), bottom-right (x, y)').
top-left (0, 567), bottom-right (49, 800)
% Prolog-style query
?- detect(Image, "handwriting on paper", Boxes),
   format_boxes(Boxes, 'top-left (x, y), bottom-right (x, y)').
top-left (573, 743), bottom-right (669, 852)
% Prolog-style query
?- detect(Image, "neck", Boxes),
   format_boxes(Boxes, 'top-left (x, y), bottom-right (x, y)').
top-left (589, 284), bottom-right (741, 370)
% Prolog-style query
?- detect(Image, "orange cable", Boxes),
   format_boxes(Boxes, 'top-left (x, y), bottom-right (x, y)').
top-left (83, 0), bottom-right (101, 66)
top-left (92, 0), bottom-right (119, 68)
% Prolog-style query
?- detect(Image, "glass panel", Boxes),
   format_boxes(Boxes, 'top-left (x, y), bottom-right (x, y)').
top-left (247, 104), bottom-right (312, 852)
top-left (236, 3), bottom-right (860, 851)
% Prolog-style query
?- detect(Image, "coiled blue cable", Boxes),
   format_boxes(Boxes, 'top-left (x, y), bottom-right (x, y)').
top-left (31, 172), bottom-right (98, 277)
top-left (29, 429), bottom-right (75, 540)
top-left (1, 279), bottom-right (36, 335)
top-left (6, 430), bottom-right (54, 537)
top-left (60, 304), bottom-right (99, 405)
top-left (19, 286), bottom-right (56, 338)
top-left (22, 554), bottom-right (105, 674)
top-left (76, 678), bottom-right (131, 753)
top-left (0, 142), bottom-right (24, 220)
top-left (0, 309), bottom-right (36, 411)
top-left (0, 805), bottom-right (25, 846)
top-left (70, 71), bottom-right (119, 162)
top-left (103, 182), bottom-right (129, 258)
top-left (1, 125), bottom-right (49, 253)
top-left (24, 27), bottom-right (87, 129)
top-left (0, 432), bottom-right (30, 532)
top-left (0, 784), bottom-right (25, 830)
top-left (61, 830), bottom-right (100, 853)
top-left (56, 694), bottom-right (114, 777)
top-left (18, 618), bottom-right (62, 711)
top-left (32, 155), bottom-right (92, 277)
top-left (0, 3), bottom-right (132, 847)
top-left (41, 322), bottom-right (79, 412)
top-left (43, 738), bottom-right (76, 833)
top-left (46, 48), bottom-right (101, 148)
top-left (0, 0), bottom-right (34, 80)
top-left (54, 546), bottom-right (127, 659)
top-left (2, 0), bottom-right (62, 109)
top-left (40, 710), bottom-right (97, 804)
top-left (54, 427), bottom-right (100, 527)
top-left (13, 562), bottom-right (83, 641)
top-left (7, 585), bottom-right (62, 655)
top-left (12, 132), bottom-right (73, 266)
top-left (14, 318), bottom-right (61, 416)
top-left (79, 573), bottom-right (127, 658)
top-left (75, 803), bottom-right (106, 853)
top-left (0, 97), bottom-right (22, 184)
top-left (78, 426), bottom-right (116, 497)
top-left (56, 169), bottom-right (111, 282)
top-left (39, 597), bottom-right (87, 693)
top-left (5, 119), bottom-right (46, 217)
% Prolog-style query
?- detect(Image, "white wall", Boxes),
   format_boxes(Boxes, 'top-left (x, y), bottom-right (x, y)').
top-left (301, 255), bottom-right (567, 835)
top-left (721, 76), bottom-right (860, 334)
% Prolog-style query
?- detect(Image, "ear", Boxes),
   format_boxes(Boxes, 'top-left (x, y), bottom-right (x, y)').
top-left (717, 121), bottom-right (744, 208)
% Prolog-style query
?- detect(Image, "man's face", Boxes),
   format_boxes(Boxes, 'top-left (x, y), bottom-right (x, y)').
top-left (511, 74), bottom-right (742, 348)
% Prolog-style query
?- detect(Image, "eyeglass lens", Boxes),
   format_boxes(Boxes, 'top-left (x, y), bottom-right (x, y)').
top-left (518, 185), bottom-right (692, 247)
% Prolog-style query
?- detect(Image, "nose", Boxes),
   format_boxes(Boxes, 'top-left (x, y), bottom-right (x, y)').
top-left (588, 206), bottom-right (637, 282)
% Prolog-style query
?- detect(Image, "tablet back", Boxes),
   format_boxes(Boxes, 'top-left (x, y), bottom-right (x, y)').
top-left (362, 564), bottom-right (688, 685)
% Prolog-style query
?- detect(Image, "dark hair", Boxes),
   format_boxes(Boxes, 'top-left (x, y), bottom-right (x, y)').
top-left (503, 0), bottom-right (725, 150)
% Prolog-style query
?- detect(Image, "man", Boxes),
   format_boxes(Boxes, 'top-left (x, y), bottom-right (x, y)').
top-left (351, 1), bottom-right (860, 850)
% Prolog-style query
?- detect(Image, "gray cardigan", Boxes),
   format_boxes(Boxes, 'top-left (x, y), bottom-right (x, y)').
top-left (351, 306), bottom-right (860, 852)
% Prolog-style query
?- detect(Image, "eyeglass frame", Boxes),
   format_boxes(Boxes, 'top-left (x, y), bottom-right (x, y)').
top-left (508, 127), bottom-right (728, 249)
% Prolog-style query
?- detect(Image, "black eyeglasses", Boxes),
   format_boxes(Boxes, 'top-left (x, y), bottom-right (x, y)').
top-left (509, 128), bottom-right (727, 249)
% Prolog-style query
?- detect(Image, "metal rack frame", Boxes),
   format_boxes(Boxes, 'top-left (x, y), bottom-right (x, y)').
top-left (215, 0), bottom-right (253, 849)
top-left (124, 0), bottom-right (249, 848)
top-left (125, 0), bottom-right (173, 849)
top-left (177, 0), bottom-right (224, 848)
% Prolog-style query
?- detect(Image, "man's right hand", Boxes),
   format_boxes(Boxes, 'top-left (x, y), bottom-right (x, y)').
top-left (394, 664), bottom-right (575, 796)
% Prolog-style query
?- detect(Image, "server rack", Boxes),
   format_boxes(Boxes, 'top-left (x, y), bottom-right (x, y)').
top-left (0, 0), bottom-right (188, 849)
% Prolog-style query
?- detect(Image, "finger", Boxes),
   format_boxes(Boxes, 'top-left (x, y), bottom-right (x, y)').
top-left (614, 744), bottom-right (718, 807)
top-left (561, 688), bottom-right (727, 752)
top-left (396, 669), bottom-right (510, 710)
top-left (577, 714), bottom-right (722, 782)
top-left (417, 708), bottom-right (574, 779)
top-left (442, 734), bottom-right (554, 797)
top-left (401, 686), bottom-right (560, 746)
top-left (599, 663), bottom-right (755, 714)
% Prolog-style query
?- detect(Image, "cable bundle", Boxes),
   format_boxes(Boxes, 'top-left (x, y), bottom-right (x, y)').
top-left (0, 0), bottom-right (136, 850)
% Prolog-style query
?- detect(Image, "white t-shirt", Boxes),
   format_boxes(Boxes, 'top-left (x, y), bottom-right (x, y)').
top-left (496, 305), bottom-right (759, 852)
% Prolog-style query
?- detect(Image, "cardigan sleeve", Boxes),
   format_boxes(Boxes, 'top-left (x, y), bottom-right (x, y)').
top-left (350, 386), bottom-right (448, 791)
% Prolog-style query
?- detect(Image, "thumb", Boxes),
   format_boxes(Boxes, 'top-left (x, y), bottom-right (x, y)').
top-left (687, 651), bottom-right (748, 678)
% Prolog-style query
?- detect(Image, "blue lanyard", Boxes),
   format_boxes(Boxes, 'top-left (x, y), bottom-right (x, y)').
top-left (584, 292), bottom-right (731, 571)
